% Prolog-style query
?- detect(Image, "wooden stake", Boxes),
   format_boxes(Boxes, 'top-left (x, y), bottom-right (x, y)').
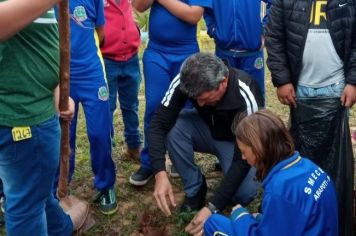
top-left (57, 0), bottom-right (71, 199)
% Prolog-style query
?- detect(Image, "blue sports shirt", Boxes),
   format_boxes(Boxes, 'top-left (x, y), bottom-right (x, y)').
top-left (57, 0), bottom-right (106, 83)
top-left (148, 0), bottom-right (212, 54)
top-left (204, 0), bottom-right (271, 51)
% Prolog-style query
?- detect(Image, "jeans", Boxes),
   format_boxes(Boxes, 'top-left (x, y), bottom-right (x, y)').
top-left (296, 80), bottom-right (345, 98)
top-left (0, 116), bottom-right (72, 236)
top-left (166, 109), bottom-right (257, 205)
top-left (104, 55), bottom-right (142, 149)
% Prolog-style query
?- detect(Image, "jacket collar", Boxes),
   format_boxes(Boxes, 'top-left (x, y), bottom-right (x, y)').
top-left (262, 151), bottom-right (301, 187)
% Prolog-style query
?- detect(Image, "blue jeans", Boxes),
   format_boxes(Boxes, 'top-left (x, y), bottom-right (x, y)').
top-left (296, 80), bottom-right (345, 98)
top-left (104, 55), bottom-right (142, 149)
top-left (166, 109), bottom-right (257, 205)
top-left (0, 116), bottom-right (72, 236)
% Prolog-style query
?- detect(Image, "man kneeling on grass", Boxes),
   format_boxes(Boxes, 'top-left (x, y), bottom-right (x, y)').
top-left (147, 52), bottom-right (263, 232)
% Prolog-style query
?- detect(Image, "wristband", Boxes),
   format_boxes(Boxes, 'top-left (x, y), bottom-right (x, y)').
top-left (206, 202), bottom-right (219, 214)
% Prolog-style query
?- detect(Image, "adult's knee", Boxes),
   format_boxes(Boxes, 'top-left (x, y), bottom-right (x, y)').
top-left (166, 120), bottom-right (192, 150)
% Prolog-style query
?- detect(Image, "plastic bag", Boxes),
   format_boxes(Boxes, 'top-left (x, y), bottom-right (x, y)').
top-left (290, 97), bottom-right (354, 236)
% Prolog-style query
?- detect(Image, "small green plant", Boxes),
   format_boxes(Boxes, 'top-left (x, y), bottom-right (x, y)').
top-left (174, 211), bottom-right (197, 236)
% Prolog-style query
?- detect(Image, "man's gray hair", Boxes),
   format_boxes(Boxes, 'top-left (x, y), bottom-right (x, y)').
top-left (179, 52), bottom-right (229, 98)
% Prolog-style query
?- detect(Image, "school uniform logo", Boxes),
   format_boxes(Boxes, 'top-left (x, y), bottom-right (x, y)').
top-left (73, 6), bottom-right (87, 22)
top-left (254, 57), bottom-right (264, 70)
top-left (98, 86), bottom-right (109, 101)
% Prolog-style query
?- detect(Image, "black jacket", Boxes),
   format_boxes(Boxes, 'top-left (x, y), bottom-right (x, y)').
top-left (265, 0), bottom-right (356, 88)
top-left (148, 67), bottom-right (263, 210)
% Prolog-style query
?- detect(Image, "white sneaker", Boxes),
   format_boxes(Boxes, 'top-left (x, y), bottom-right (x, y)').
top-left (0, 196), bottom-right (5, 213)
top-left (165, 158), bottom-right (180, 178)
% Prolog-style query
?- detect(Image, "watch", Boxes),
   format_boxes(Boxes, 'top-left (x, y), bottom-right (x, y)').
top-left (206, 202), bottom-right (219, 214)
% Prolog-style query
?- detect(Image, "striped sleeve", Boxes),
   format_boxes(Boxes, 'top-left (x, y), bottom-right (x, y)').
top-left (162, 73), bottom-right (181, 107)
top-left (238, 79), bottom-right (259, 114)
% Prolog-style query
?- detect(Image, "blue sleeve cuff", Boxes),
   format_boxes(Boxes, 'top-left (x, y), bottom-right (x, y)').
top-left (255, 213), bottom-right (262, 222)
top-left (230, 207), bottom-right (249, 221)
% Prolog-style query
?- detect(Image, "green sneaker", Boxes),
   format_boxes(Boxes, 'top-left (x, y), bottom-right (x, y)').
top-left (95, 188), bottom-right (118, 215)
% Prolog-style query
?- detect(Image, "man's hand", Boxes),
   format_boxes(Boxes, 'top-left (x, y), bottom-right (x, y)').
top-left (59, 97), bottom-right (75, 121)
top-left (153, 171), bottom-right (176, 216)
top-left (185, 207), bottom-right (211, 236)
top-left (341, 84), bottom-right (356, 107)
top-left (276, 83), bottom-right (296, 108)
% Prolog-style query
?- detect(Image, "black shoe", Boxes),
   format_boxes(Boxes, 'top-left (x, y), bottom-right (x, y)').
top-left (180, 175), bottom-right (207, 212)
top-left (129, 167), bottom-right (153, 186)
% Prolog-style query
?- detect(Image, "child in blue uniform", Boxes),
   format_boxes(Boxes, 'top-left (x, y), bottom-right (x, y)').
top-left (130, 0), bottom-right (212, 185)
top-left (54, 0), bottom-right (117, 215)
top-left (203, 110), bottom-right (338, 236)
top-left (204, 0), bottom-right (271, 102)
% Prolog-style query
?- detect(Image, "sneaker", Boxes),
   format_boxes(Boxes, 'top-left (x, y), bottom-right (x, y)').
top-left (169, 165), bottom-right (180, 178)
top-left (94, 188), bottom-right (118, 215)
top-left (180, 175), bottom-right (207, 212)
top-left (166, 157), bottom-right (179, 178)
top-left (0, 195), bottom-right (4, 213)
top-left (0, 195), bottom-right (5, 226)
top-left (129, 167), bottom-right (153, 186)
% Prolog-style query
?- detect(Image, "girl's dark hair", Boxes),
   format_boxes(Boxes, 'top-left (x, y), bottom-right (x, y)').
top-left (233, 110), bottom-right (295, 181)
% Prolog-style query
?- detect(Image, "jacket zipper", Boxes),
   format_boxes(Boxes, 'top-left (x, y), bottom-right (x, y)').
top-left (295, 1), bottom-right (313, 81)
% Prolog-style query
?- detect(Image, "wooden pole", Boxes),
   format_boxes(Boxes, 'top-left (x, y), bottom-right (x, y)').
top-left (55, 4), bottom-right (93, 231)
top-left (57, 0), bottom-right (71, 199)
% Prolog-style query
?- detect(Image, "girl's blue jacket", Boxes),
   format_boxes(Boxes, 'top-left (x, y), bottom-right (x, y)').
top-left (230, 152), bottom-right (338, 235)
